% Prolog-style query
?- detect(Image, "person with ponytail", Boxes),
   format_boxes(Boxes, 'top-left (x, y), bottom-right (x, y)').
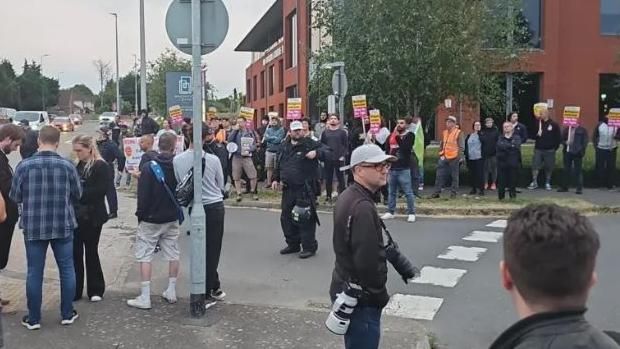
top-left (72, 135), bottom-right (109, 302)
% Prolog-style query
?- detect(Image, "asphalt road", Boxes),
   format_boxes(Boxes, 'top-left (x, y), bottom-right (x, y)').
top-left (11, 120), bottom-right (619, 348)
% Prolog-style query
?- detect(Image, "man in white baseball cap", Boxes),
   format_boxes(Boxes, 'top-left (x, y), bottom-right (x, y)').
top-left (330, 143), bottom-right (396, 348)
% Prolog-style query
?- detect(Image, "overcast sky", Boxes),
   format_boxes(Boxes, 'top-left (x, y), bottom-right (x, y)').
top-left (0, 0), bottom-right (274, 98)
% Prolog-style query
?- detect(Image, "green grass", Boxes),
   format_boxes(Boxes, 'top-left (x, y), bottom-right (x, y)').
top-left (422, 143), bottom-right (620, 188)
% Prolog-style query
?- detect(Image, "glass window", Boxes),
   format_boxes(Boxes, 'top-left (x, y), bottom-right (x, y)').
top-left (278, 60), bottom-right (284, 92)
top-left (286, 11), bottom-right (298, 68)
top-left (519, 0), bottom-right (542, 48)
top-left (246, 79), bottom-right (251, 103)
top-left (269, 65), bottom-right (275, 96)
top-left (260, 71), bottom-right (265, 98)
top-left (601, 0), bottom-right (620, 35)
top-left (253, 76), bottom-right (257, 102)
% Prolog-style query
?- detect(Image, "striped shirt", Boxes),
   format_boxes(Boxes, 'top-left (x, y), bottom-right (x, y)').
top-left (9, 151), bottom-right (82, 241)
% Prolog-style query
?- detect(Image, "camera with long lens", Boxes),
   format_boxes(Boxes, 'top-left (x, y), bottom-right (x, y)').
top-left (325, 282), bottom-right (363, 335)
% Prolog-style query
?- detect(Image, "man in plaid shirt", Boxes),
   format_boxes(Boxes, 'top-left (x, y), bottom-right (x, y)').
top-left (9, 126), bottom-right (82, 330)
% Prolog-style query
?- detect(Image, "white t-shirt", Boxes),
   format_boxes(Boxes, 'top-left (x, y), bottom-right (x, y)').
top-left (173, 150), bottom-right (224, 205)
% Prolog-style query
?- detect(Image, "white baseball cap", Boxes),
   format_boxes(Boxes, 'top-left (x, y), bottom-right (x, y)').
top-left (290, 121), bottom-right (303, 131)
top-left (341, 144), bottom-right (396, 171)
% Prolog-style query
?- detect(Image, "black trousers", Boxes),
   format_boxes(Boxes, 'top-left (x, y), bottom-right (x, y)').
top-left (595, 148), bottom-right (617, 189)
top-left (280, 186), bottom-right (317, 252)
top-left (105, 165), bottom-right (118, 213)
top-left (204, 202), bottom-right (225, 293)
top-left (498, 165), bottom-right (518, 200)
top-left (561, 152), bottom-right (583, 191)
top-left (324, 160), bottom-right (345, 199)
top-left (73, 222), bottom-right (105, 300)
top-left (467, 159), bottom-right (485, 193)
top-left (0, 220), bottom-right (17, 269)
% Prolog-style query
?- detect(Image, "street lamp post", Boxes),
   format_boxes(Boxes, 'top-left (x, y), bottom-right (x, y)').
top-left (40, 54), bottom-right (50, 111)
top-left (133, 54), bottom-right (139, 119)
top-left (110, 13), bottom-right (121, 116)
top-left (139, 0), bottom-right (147, 111)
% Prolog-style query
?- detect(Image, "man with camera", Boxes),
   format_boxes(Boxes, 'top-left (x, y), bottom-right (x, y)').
top-left (330, 144), bottom-right (419, 349)
top-left (272, 120), bottom-right (329, 259)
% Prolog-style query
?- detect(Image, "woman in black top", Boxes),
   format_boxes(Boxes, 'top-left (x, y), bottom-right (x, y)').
top-left (72, 135), bottom-right (109, 302)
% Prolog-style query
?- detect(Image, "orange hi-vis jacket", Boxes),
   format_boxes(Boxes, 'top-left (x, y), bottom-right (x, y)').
top-left (440, 128), bottom-right (462, 160)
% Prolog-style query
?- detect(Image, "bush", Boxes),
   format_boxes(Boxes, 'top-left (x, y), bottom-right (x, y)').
top-left (422, 144), bottom-right (620, 188)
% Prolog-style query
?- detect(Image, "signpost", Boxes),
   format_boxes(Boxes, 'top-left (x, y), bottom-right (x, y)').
top-left (609, 108), bottom-right (620, 127)
top-left (287, 98), bottom-right (302, 120)
top-left (165, 0), bottom-right (229, 318)
top-left (166, 72), bottom-right (193, 119)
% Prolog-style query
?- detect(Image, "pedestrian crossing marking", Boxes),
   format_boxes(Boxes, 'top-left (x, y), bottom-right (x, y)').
top-left (462, 231), bottom-right (504, 243)
top-left (384, 294), bottom-right (444, 321)
top-left (437, 246), bottom-right (488, 262)
top-left (486, 219), bottom-right (507, 229)
top-left (410, 266), bottom-right (467, 288)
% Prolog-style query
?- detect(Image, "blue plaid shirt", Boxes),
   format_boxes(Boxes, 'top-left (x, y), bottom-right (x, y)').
top-left (9, 151), bottom-right (82, 241)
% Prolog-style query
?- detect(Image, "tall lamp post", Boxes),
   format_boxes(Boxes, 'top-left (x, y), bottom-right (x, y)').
top-left (139, 0), bottom-right (147, 111)
top-left (40, 54), bottom-right (50, 110)
top-left (133, 54), bottom-right (139, 119)
top-left (110, 13), bottom-right (121, 115)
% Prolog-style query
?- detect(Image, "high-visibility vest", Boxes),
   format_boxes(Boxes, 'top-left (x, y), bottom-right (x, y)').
top-left (440, 128), bottom-right (461, 160)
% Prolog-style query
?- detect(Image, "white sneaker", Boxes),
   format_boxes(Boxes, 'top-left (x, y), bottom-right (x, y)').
top-left (211, 289), bottom-right (226, 301)
top-left (407, 214), bottom-right (417, 223)
top-left (90, 296), bottom-right (102, 302)
top-left (205, 296), bottom-right (217, 310)
top-left (381, 213), bottom-right (395, 220)
top-left (418, 185), bottom-right (424, 191)
top-left (127, 296), bottom-right (151, 310)
top-left (162, 289), bottom-right (177, 304)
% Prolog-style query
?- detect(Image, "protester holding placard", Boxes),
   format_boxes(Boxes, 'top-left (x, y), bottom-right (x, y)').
top-left (593, 112), bottom-right (620, 190)
top-left (528, 105), bottom-right (561, 191)
top-left (228, 116), bottom-right (259, 201)
top-left (558, 121), bottom-right (588, 194)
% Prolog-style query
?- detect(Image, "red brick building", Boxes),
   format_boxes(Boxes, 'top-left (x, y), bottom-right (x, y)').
top-left (437, 0), bottom-right (620, 139)
top-left (235, 0), bottom-right (311, 124)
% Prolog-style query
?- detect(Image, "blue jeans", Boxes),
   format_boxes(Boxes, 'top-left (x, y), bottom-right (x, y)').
top-left (345, 306), bottom-right (382, 349)
top-left (24, 236), bottom-right (76, 323)
top-left (388, 169), bottom-right (415, 215)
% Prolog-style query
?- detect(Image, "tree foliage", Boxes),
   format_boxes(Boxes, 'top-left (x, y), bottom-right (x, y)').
top-left (147, 49), bottom-right (192, 116)
top-left (311, 0), bottom-right (531, 122)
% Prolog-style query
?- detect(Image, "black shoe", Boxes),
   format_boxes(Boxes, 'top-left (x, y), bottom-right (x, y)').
top-left (280, 245), bottom-right (301, 255)
top-left (108, 212), bottom-right (118, 219)
top-left (576, 189), bottom-right (583, 195)
top-left (449, 192), bottom-right (457, 199)
top-left (468, 189), bottom-right (477, 195)
top-left (557, 188), bottom-right (568, 193)
top-left (21, 316), bottom-right (41, 330)
top-left (299, 250), bottom-right (316, 259)
top-left (61, 310), bottom-right (79, 325)
top-left (479, 190), bottom-right (485, 196)
top-left (428, 193), bottom-right (440, 199)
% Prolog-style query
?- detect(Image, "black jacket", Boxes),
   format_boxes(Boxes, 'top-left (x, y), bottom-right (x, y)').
top-left (75, 160), bottom-right (109, 227)
top-left (274, 137), bottom-right (330, 187)
top-left (20, 129), bottom-right (39, 159)
top-left (140, 116), bottom-right (160, 136)
top-left (97, 139), bottom-right (123, 166)
top-left (389, 131), bottom-right (414, 170)
top-left (204, 140), bottom-right (228, 176)
top-left (490, 308), bottom-right (620, 349)
top-left (136, 152), bottom-right (178, 224)
top-left (513, 122), bottom-right (528, 143)
top-left (480, 126), bottom-right (500, 157)
top-left (534, 119), bottom-right (562, 151)
top-left (0, 151), bottom-right (18, 226)
top-left (330, 182), bottom-right (389, 308)
top-left (561, 126), bottom-right (588, 157)
top-left (497, 134), bottom-right (522, 168)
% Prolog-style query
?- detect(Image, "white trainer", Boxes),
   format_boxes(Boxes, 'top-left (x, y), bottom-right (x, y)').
top-left (162, 289), bottom-right (177, 304)
top-left (407, 214), bottom-right (417, 223)
top-left (381, 213), bottom-right (395, 220)
top-left (90, 296), bottom-right (102, 302)
top-left (127, 296), bottom-right (152, 310)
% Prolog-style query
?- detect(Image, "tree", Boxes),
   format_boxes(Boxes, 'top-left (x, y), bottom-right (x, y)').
top-left (147, 49), bottom-right (192, 116)
top-left (16, 60), bottom-right (59, 110)
top-left (311, 0), bottom-right (528, 123)
top-left (0, 60), bottom-right (19, 108)
top-left (93, 59), bottom-right (112, 110)
top-left (119, 72), bottom-right (141, 115)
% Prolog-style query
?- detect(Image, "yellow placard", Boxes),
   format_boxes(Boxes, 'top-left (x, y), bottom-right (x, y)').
top-left (533, 102), bottom-right (548, 118)
top-left (239, 106), bottom-right (255, 120)
top-left (287, 98), bottom-right (302, 120)
top-left (608, 108), bottom-right (620, 127)
top-left (352, 95), bottom-right (368, 119)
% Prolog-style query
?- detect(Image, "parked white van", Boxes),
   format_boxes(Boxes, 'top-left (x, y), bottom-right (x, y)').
top-left (13, 111), bottom-right (50, 130)
top-left (0, 107), bottom-right (17, 124)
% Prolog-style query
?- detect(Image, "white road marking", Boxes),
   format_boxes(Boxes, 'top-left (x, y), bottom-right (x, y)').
top-left (410, 266), bottom-right (467, 288)
top-left (486, 219), bottom-right (507, 229)
top-left (437, 246), bottom-right (488, 262)
top-left (383, 294), bottom-right (444, 321)
top-left (462, 230), bottom-right (503, 243)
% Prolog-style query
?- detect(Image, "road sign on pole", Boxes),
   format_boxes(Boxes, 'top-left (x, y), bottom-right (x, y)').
top-left (331, 69), bottom-right (348, 97)
top-left (166, 0), bottom-right (229, 318)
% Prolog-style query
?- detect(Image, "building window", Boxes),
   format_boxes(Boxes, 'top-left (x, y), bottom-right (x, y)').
top-left (601, 0), bottom-right (620, 35)
top-left (268, 65), bottom-right (275, 96)
top-left (278, 103), bottom-right (284, 119)
top-left (286, 85), bottom-right (298, 98)
top-left (253, 76), bottom-right (257, 102)
top-left (600, 74), bottom-right (620, 120)
top-left (278, 60), bottom-right (284, 92)
top-left (269, 105), bottom-right (275, 112)
top-left (518, 0), bottom-right (542, 48)
top-left (286, 11), bottom-right (298, 68)
top-left (260, 71), bottom-right (265, 98)
top-left (260, 108), bottom-right (266, 119)
top-left (246, 79), bottom-right (251, 103)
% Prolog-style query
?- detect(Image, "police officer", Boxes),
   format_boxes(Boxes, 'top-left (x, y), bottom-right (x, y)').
top-left (272, 120), bottom-right (330, 259)
top-left (330, 144), bottom-right (396, 349)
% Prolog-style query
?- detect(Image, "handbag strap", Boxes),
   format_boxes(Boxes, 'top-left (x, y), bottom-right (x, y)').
top-left (149, 161), bottom-right (184, 224)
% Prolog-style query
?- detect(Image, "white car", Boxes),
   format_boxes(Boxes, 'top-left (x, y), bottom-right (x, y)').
top-left (13, 111), bottom-right (50, 130)
top-left (99, 112), bottom-right (117, 125)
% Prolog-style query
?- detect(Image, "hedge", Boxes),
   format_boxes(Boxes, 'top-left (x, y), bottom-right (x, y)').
top-left (421, 144), bottom-right (620, 188)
